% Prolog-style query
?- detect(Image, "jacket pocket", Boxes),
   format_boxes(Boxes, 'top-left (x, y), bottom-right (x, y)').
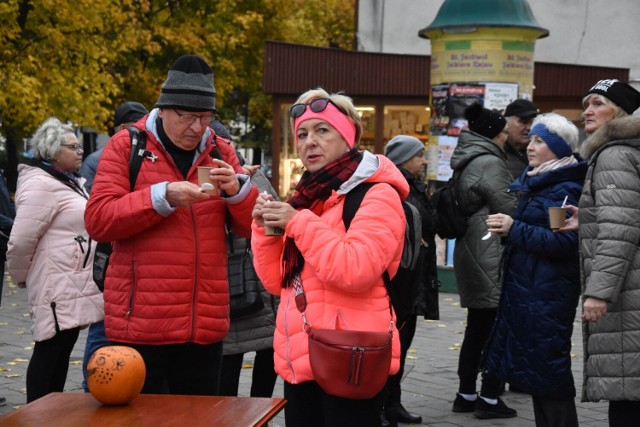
top-left (73, 235), bottom-right (87, 271)
top-left (51, 301), bottom-right (61, 333)
top-left (126, 261), bottom-right (137, 318)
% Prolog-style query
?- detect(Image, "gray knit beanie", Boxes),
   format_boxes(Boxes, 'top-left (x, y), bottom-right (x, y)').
top-left (384, 135), bottom-right (425, 166)
top-left (156, 54), bottom-right (216, 112)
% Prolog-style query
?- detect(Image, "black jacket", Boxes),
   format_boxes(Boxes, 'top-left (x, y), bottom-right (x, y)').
top-left (399, 168), bottom-right (439, 319)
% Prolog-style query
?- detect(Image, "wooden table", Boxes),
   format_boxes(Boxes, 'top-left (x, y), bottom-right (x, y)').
top-left (0, 392), bottom-right (287, 427)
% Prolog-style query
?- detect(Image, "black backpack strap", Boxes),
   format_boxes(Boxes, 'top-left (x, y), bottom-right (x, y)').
top-left (127, 127), bottom-right (148, 192)
top-left (342, 183), bottom-right (375, 230)
top-left (342, 183), bottom-right (391, 286)
top-left (209, 133), bottom-right (223, 161)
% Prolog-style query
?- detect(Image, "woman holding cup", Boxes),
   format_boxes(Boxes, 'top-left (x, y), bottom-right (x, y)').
top-left (577, 80), bottom-right (640, 426)
top-left (482, 113), bottom-right (587, 427)
top-left (251, 88), bottom-right (408, 426)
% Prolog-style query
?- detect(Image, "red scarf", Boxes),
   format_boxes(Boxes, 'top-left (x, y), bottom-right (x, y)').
top-left (282, 149), bottom-right (363, 288)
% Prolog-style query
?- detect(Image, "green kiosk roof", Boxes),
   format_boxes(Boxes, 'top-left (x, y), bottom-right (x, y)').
top-left (419, 0), bottom-right (549, 38)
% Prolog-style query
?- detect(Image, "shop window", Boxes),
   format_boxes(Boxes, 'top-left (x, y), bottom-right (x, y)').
top-left (383, 106), bottom-right (430, 142)
top-left (356, 106), bottom-right (376, 152)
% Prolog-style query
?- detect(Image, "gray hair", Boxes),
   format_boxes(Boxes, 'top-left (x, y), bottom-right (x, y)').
top-left (29, 117), bottom-right (75, 161)
top-left (530, 113), bottom-right (579, 151)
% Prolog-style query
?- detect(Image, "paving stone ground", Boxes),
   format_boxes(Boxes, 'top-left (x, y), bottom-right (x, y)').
top-left (0, 278), bottom-right (609, 426)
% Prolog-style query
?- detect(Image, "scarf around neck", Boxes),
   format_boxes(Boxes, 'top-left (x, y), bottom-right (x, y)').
top-left (281, 149), bottom-right (363, 288)
top-left (527, 155), bottom-right (578, 177)
top-left (29, 158), bottom-right (87, 199)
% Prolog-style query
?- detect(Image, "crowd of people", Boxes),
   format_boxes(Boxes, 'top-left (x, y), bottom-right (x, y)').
top-left (2, 50), bottom-right (640, 426)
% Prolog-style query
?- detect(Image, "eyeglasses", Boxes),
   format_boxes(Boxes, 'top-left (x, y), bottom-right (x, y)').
top-left (174, 110), bottom-right (213, 126)
top-left (289, 98), bottom-right (348, 120)
top-left (61, 143), bottom-right (84, 153)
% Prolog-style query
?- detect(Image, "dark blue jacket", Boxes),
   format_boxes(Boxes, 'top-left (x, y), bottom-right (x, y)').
top-left (0, 170), bottom-right (15, 256)
top-left (483, 159), bottom-right (587, 400)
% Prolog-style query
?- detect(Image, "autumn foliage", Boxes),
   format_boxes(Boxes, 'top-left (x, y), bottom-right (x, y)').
top-left (0, 0), bottom-right (355, 186)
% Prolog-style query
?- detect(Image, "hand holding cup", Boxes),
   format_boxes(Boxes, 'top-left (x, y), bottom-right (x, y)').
top-left (197, 166), bottom-right (218, 196)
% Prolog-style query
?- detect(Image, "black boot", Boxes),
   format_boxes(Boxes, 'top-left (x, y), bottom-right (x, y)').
top-left (380, 408), bottom-right (397, 427)
top-left (390, 403), bottom-right (422, 424)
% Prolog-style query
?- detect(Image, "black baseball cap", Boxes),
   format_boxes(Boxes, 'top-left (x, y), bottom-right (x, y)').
top-left (114, 101), bottom-right (148, 127)
top-left (504, 99), bottom-right (539, 118)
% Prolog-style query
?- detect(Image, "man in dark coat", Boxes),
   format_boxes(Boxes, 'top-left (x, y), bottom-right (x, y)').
top-left (503, 99), bottom-right (539, 180)
top-left (381, 135), bottom-right (439, 427)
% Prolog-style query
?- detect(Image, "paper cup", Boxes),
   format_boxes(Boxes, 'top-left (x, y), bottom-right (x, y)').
top-left (264, 225), bottom-right (284, 236)
top-left (197, 166), bottom-right (218, 195)
top-left (548, 207), bottom-right (567, 230)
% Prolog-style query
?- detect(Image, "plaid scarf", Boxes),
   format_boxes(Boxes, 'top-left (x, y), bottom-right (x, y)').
top-left (282, 149), bottom-right (363, 288)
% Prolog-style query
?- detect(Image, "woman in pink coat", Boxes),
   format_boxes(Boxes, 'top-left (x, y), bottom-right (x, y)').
top-left (7, 117), bottom-right (103, 402)
top-left (252, 88), bottom-right (409, 426)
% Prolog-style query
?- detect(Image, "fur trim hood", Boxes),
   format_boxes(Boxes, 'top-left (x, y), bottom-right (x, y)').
top-left (581, 115), bottom-right (640, 160)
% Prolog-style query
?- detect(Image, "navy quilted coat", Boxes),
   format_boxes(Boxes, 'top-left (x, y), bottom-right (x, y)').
top-left (483, 159), bottom-right (587, 400)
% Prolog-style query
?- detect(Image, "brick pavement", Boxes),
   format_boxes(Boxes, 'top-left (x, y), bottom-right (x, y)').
top-left (0, 276), bottom-right (610, 426)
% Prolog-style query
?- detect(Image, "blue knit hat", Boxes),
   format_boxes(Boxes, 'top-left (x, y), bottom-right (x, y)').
top-left (529, 124), bottom-right (572, 158)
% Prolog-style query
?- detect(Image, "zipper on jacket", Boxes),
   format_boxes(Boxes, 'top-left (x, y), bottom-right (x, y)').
top-left (126, 261), bottom-right (137, 318)
top-left (284, 291), bottom-right (296, 384)
top-left (82, 236), bottom-right (92, 269)
top-left (51, 302), bottom-right (61, 333)
top-left (75, 235), bottom-right (86, 254)
top-left (189, 207), bottom-right (198, 340)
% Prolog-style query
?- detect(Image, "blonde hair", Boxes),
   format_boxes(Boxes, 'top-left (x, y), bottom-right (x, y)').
top-left (290, 88), bottom-right (362, 145)
top-left (582, 93), bottom-right (628, 120)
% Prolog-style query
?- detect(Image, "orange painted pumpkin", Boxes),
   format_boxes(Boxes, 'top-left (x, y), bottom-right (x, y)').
top-left (87, 345), bottom-right (146, 405)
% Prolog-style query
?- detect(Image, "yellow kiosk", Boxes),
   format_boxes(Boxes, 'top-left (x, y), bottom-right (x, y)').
top-left (418, 0), bottom-right (548, 290)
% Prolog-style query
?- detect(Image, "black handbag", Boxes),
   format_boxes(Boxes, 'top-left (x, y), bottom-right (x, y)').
top-left (227, 236), bottom-right (264, 320)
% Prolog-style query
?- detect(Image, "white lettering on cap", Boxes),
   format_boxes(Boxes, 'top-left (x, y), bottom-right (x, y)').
top-left (590, 79), bottom-right (620, 92)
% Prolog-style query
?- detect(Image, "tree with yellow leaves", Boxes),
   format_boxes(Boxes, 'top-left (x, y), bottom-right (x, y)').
top-left (0, 0), bottom-right (354, 188)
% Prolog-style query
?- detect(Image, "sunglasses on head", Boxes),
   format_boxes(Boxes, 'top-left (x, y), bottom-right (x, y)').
top-left (289, 98), bottom-right (348, 119)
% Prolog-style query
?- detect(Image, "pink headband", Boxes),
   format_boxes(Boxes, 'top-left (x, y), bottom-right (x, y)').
top-left (294, 102), bottom-right (356, 148)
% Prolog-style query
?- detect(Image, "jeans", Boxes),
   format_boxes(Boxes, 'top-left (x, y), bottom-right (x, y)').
top-left (82, 320), bottom-right (111, 392)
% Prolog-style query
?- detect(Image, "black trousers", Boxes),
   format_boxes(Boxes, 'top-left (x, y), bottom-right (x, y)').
top-left (283, 380), bottom-right (382, 427)
top-left (115, 341), bottom-right (223, 395)
top-left (385, 314), bottom-right (417, 405)
top-left (219, 348), bottom-right (277, 397)
top-left (609, 400), bottom-right (640, 427)
top-left (457, 307), bottom-right (497, 395)
top-left (532, 395), bottom-right (578, 427)
top-left (27, 327), bottom-right (80, 403)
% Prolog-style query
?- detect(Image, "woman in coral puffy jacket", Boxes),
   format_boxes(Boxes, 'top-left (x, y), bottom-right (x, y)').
top-left (251, 88), bottom-right (408, 426)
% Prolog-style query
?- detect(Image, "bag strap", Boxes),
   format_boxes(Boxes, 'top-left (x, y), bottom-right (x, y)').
top-left (293, 183), bottom-right (394, 330)
top-left (342, 183), bottom-right (391, 286)
top-left (127, 127), bottom-right (148, 192)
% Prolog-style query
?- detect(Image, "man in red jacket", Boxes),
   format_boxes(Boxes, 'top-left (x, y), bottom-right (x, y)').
top-left (84, 54), bottom-right (258, 396)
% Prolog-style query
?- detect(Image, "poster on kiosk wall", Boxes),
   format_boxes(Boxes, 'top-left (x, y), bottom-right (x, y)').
top-left (430, 82), bottom-right (518, 266)
top-left (430, 82), bottom-right (518, 181)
